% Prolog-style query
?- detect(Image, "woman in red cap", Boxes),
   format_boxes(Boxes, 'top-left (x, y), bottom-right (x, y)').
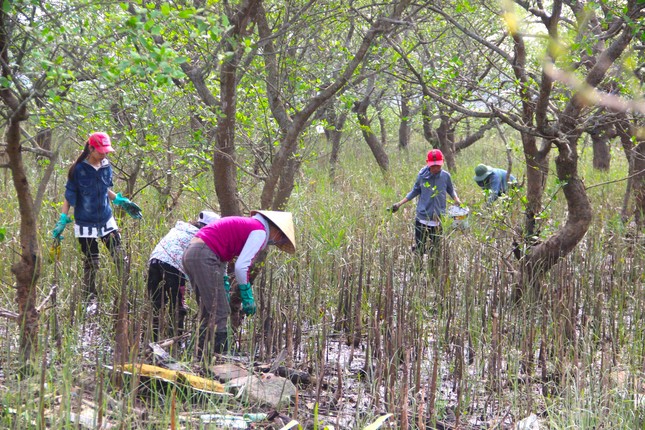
top-left (390, 149), bottom-right (461, 257)
top-left (52, 132), bottom-right (142, 300)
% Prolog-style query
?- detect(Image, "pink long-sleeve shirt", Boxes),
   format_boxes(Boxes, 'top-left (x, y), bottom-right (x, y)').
top-left (195, 216), bottom-right (269, 284)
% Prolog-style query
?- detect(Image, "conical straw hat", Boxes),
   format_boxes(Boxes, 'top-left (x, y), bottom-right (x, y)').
top-left (251, 210), bottom-right (296, 254)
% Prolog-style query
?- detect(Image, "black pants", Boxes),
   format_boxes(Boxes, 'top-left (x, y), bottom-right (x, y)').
top-left (147, 259), bottom-right (187, 340)
top-left (414, 219), bottom-right (442, 256)
top-left (78, 231), bottom-right (125, 298)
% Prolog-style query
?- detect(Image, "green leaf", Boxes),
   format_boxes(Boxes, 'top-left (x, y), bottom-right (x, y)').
top-left (178, 9), bottom-right (194, 19)
top-left (160, 3), bottom-right (171, 15)
top-left (0, 227), bottom-right (6, 242)
top-left (2, 0), bottom-right (11, 13)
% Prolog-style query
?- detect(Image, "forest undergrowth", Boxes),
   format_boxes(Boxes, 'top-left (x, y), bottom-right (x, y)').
top-left (0, 140), bottom-right (644, 429)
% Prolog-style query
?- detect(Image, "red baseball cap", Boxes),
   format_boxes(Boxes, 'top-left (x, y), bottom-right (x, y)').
top-left (88, 132), bottom-right (114, 154)
top-left (426, 149), bottom-right (444, 166)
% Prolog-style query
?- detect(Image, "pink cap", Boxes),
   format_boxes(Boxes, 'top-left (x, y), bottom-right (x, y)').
top-left (88, 132), bottom-right (114, 153)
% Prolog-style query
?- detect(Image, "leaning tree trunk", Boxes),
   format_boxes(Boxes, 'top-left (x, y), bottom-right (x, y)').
top-left (377, 102), bottom-right (387, 148)
top-left (454, 119), bottom-right (499, 153)
top-left (353, 96), bottom-right (389, 173)
top-left (522, 135), bottom-right (592, 304)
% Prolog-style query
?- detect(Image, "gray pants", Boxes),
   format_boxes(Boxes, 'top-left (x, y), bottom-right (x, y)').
top-left (182, 242), bottom-right (229, 333)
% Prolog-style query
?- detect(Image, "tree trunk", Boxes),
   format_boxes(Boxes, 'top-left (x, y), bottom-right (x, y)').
top-left (436, 114), bottom-right (456, 171)
top-left (398, 89), bottom-right (411, 149)
top-left (212, 0), bottom-right (260, 216)
top-left (5, 112), bottom-right (40, 365)
top-left (518, 3), bottom-right (632, 297)
top-left (327, 109), bottom-right (348, 178)
top-left (35, 128), bottom-right (52, 153)
top-left (523, 137), bottom-right (550, 238)
top-left (524, 134), bottom-right (592, 283)
top-left (421, 98), bottom-right (436, 146)
top-left (378, 109), bottom-right (387, 147)
top-left (590, 129), bottom-right (611, 171)
top-left (274, 156), bottom-right (304, 211)
top-left (616, 113), bottom-right (645, 224)
top-left (1, 8), bottom-right (40, 366)
top-left (33, 129), bottom-right (57, 217)
top-left (632, 142), bottom-right (645, 225)
top-left (615, 112), bottom-right (638, 222)
top-left (353, 90), bottom-right (389, 173)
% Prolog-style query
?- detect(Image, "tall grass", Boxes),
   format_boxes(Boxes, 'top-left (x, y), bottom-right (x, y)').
top-left (0, 133), bottom-right (643, 428)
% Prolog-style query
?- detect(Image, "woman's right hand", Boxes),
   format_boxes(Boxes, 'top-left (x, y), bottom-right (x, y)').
top-left (52, 213), bottom-right (73, 240)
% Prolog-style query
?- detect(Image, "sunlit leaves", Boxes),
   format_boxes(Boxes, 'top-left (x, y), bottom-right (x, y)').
top-left (500, 0), bottom-right (519, 35)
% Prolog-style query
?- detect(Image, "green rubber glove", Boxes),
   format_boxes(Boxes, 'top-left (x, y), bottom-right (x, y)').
top-left (113, 193), bottom-right (142, 219)
top-left (223, 275), bottom-right (231, 303)
top-left (52, 213), bottom-right (73, 240)
top-left (238, 283), bottom-right (256, 316)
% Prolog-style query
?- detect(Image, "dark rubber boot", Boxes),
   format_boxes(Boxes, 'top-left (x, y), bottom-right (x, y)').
top-left (213, 332), bottom-right (229, 355)
top-left (82, 256), bottom-right (100, 298)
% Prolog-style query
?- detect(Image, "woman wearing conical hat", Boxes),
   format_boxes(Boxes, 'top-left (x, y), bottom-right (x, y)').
top-left (182, 210), bottom-right (296, 361)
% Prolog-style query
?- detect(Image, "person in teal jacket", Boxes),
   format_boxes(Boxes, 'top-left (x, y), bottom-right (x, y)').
top-left (473, 164), bottom-right (517, 204)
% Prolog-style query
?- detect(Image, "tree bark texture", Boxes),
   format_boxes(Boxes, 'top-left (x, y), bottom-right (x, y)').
top-left (324, 105), bottom-right (348, 178)
top-left (1, 8), bottom-right (40, 364)
top-left (616, 113), bottom-right (645, 224)
top-left (353, 85), bottom-right (389, 173)
top-left (398, 89), bottom-right (411, 149)
top-left (590, 128), bottom-right (611, 171)
top-left (632, 142), bottom-right (645, 226)
top-left (5, 114), bottom-right (40, 364)
top-left (436, 114), bottom-right (456, 171)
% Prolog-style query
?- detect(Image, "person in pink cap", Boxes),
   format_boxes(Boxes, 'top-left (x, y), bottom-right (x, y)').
top-left (390, 149), bottom-right (461, 257)
top-left (52, 132), bottom-right (142, 300)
